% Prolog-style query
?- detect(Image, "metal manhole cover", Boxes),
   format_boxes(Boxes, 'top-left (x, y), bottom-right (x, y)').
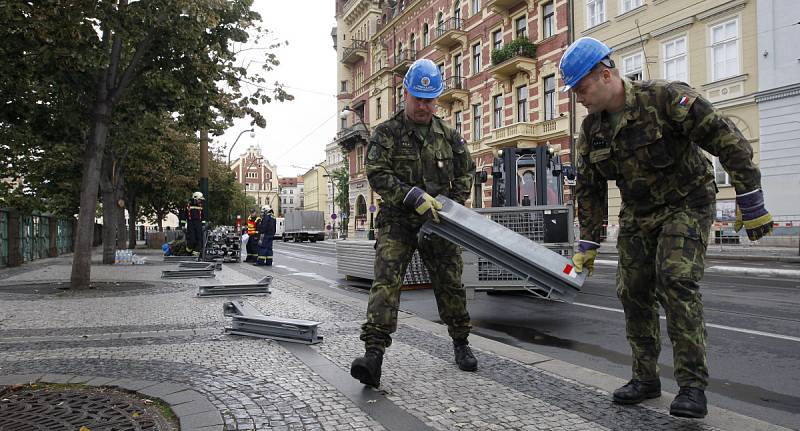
top-left (0, 384), bottom-right (177, 431)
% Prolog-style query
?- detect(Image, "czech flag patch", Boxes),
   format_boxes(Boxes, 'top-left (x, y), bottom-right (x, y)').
top-left (563, 263), bottom-right (577, 278)
top-left (679, 96), bottom-right (689, 106)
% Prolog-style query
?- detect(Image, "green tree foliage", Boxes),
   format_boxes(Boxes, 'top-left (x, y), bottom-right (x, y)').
top-left (0, 1), bottom-right (292, 288)
top-left (331, 164), bottom-right (350, 234)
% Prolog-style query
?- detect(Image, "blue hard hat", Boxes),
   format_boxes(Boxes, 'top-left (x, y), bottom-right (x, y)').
top-left (558, 37), bottom-right (612, 92)
top-left (403, 58), bottom-right (444, 99)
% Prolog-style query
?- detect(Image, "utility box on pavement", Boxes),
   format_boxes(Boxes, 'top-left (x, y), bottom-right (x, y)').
top-left (283, 210), bottom-right (325, 243)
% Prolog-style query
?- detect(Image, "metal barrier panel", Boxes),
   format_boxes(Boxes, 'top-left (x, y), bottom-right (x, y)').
top-left (0, 210), bottom-right (7, 266)
top-left (468, 205), bottom-right (574, 287)
top-left (20, 215), bottom-right (32, 262)
top-left (57, 218), bottom-right (73, 254)
top-left (34, 215), bottom-right (49, 260)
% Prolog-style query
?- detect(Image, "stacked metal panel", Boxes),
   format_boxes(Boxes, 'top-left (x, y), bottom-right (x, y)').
top-left (421, 196), bottom-right (584, 303)
top-left (335, 240), bottom-right (431, 285)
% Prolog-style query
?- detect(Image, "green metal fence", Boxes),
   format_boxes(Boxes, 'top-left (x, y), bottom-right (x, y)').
top-left (0, 211), bottom-right (7, 266)
top-left (0, 209), bottom-right (75, 267)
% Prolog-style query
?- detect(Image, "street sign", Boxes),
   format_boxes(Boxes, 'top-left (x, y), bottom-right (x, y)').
top-left (331, 213), bottom-right (337, 220)
top-left (369, 204), bottom-right (376, 213)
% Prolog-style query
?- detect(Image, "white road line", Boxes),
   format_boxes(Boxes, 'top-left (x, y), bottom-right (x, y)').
top-left (573, 302), bottom-right (800, 343)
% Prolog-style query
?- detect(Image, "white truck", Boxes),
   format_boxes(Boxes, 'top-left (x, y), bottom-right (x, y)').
top-left (274, 217), bottom-right (285, 239)
top-left (283, 210), bottom-right (325, 243)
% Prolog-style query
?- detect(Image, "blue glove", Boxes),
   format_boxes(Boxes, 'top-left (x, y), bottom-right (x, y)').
top-left (573, 240), bottom-right (600, 276)
top-left (734, 189), bottom-right (773, 241)
top-left (403, 186), bottom-right (443, 222)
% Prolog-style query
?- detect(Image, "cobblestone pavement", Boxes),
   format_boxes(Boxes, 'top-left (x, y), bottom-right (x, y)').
top-left (0, 252), bottom-right (785, 430)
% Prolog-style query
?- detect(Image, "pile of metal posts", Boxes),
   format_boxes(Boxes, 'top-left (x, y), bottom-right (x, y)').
top-left (161, 261), bottom-right (219, 279)
top-left (197, 276), bottom-right (272, 297)
top-left (223, 300), bottom-right (322, 344)
top-left (202, 226), bottom-right (242, 262)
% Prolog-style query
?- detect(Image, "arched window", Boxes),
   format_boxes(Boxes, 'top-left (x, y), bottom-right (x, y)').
top-left (396, 41), bottom-right (403, 59)
top-left (409, 33), bottom-right (416, 54)
top-left (422, 24), bottom-right (429, 46)
top-left (437, 12), bottom-right (444, 32)
top-left (454, 1), bottom-right (461, 22)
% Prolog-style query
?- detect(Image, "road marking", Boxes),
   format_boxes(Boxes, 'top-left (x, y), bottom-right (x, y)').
top-left (290, 272), bottom-right (337, 285)
top-left (573, 302), bottom-right (800, 343)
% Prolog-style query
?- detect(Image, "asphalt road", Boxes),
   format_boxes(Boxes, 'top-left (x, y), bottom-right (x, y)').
top-left (263, 240), bottom-right (800, 429)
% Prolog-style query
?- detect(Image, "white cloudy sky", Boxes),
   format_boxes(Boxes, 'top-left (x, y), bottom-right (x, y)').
top-left (212, 2), bottom-right (338, 178)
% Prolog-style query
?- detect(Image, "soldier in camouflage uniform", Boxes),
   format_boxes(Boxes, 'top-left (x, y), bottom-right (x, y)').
top-left (350, 59), bottom-right (477, 388)
top-left (560, 37), bottom-right (773, 418)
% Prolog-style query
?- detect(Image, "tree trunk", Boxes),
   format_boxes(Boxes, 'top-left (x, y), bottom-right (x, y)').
top-left (70, 102), bottom-right (111, 288)
top-left (100, 151), bottom-right (118, 265)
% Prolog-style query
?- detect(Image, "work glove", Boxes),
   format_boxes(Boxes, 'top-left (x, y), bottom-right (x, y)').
top-left (403, 186), bottom-right (443, 223)
top-left (573, 240), bottom-right (600, 276)
top-left (734, 189), bottom-right (773, 241)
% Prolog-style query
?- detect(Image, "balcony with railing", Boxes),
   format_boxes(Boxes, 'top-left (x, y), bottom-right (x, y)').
top-left (391, 49), bottom-right (417, 74)
top-left (439, 76), bottom-right (469, 106)
top-left (335, 122), bottom-right (370, 151)
top-left (432, 17), bottom-right (467, 50)
top-left (485, 116), bottom-right (569, 148)
top-left (341, 39), bottom-right (368, 65)
top-left (487, 37), bottom-right (537, 81)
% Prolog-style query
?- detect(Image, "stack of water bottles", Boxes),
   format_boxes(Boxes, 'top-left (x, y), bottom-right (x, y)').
top-left (115, 249), bottom-right (144, 265)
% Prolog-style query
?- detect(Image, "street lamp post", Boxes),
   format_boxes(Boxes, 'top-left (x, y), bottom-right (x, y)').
top-left (227, 128), bottom-right (255, 167)
top-left (316, 163), bottom-right (336, 239)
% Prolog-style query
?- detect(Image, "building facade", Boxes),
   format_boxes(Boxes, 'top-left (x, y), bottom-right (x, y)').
top-left (230, 145), bottom-right (280, 214)
top-left (573, 0), bottom-right (762, 238)
top-left (334, 0), bottom-right (574, 238)
top-left (278, 177), bottom-right (304, 215)
top-left (755, 0), bottom-right (800, 240)
top-left (302, 166), bottom-right (332, 231)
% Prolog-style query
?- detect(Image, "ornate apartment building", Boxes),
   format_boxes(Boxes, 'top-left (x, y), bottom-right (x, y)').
top-left (230, 145), bottom-right (280, 213)
top-left (334, 0), bottom-right (574, 238)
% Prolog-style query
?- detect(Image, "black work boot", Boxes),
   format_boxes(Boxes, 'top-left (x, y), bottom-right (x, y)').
top-left (612, 379), bottom-right (661, 404)
top-left (350, 348), bottom-right (383, 387)
top-left (670, 387), bottom-right (707, 418)
top-left (453, 341), bottom-right (478, 371)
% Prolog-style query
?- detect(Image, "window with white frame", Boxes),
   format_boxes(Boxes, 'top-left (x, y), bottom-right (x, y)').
top-left (663, 36), bottom-right (688, 82)
top-left (713, 157), bottom-right (730, 185)
top-left (493, 94), bottom-right (503, 128)
top-left (516, 85), bottom-right (528, 122)
top-left (454, 53), bottom-right (463, 78)
top-left (622, 51), bottom-right (644, 80)
top-left (492, 29), bottom-right (503, 51)
top-left (515, 15), bottom-right (527, 38)
top-left (542, 2), bottom-right (554, 38)
top-left (711, 18), bottom-right (739, 81)
top-left (620, 0), bottom-right (642, 14)
top-left (543, 75), bottom-right (556, 120)
top-left (471, 0), bottom-right (480, 15)
top-left (586, 0), bottom-right (605, 28)
top-left (454, 110), bottom-right (463, 134)
top-left (472, 103), bottom-right (482, 140)
top-left (472, 43), bottom-right (481, 75)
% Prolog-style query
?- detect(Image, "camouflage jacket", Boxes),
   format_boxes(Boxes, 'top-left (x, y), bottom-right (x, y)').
top-left (366, 110), bottom-right (475, 222)
top-left (575, 78), bottom-right (761, 243)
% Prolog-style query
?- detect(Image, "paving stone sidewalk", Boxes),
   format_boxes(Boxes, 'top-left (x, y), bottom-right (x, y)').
top-left (0, 250), bottom-right (790, 431)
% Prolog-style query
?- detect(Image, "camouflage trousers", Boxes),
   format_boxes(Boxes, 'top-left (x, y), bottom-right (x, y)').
top-left (617, 203), bottom-right (714, 389)
top-left (360, 223), bottom-right (471, 352)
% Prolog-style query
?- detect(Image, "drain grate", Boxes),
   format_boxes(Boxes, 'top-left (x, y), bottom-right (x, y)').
top-left (0, 385), bottom-right (175, 430)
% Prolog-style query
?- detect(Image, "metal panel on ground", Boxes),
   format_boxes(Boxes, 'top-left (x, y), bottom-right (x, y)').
top-left (223, 300), bottom-right (322, 344)
top-left (420, 196), bottom-right (584, 303)
top-left (197, 276), bottom-right (272, 297)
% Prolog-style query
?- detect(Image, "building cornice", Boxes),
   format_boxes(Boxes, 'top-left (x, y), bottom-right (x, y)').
top-left (650, 17), bottom-right (694, 39)
top-left (755, 82), bottom-right (800, 103)
top-left (696, 0), bottom-right (747, 23)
